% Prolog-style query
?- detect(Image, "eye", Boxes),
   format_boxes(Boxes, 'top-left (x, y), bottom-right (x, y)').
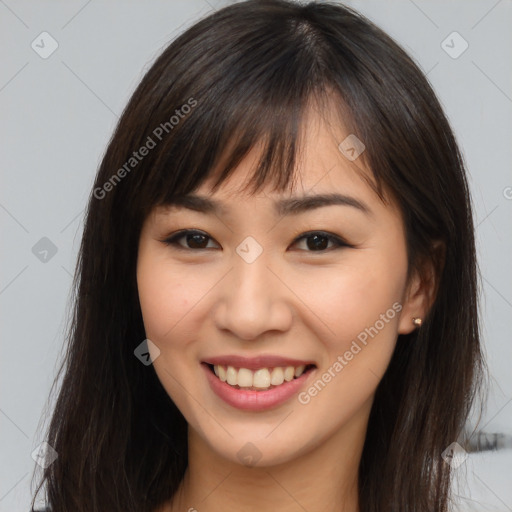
top-left (162, 229), bottom-right (351, 252)
top-left (162, 230), bottom-right (218, 250)
top-left (290, 231), bottom-right (351, 252)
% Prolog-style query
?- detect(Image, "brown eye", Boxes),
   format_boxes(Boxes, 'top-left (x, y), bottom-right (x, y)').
top-left (291, 231), bottom-right (350, 252)
top-left (162, 229), bottom-right (351, 253)
top-left (162, 230), bottom-right (218, 250)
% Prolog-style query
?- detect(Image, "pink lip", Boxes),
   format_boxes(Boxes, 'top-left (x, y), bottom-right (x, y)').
top-left (202, 362), bottom-right (316, 411)
top-left (203, 354), bottom-right (315, 370)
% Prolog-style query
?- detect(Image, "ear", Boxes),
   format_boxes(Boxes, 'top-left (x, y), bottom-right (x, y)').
top-left (398, 240), bottom-right (445, 335)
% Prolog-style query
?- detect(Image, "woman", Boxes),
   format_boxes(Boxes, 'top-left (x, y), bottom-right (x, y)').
top-left (31, 1), bottom-right (486, 511)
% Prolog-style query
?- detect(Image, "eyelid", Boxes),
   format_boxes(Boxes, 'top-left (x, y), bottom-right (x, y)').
top-left (161, 229), bottom-right (218, 250)
top-left (160, 229), bottom-right (353, 251)
top-left (290, 230), bottom-right (352, 250)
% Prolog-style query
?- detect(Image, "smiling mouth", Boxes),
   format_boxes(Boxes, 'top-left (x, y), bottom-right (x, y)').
top-left (205, 363), bottom-right (316, 391)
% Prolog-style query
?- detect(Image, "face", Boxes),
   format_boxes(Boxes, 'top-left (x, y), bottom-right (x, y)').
top-left (136, 107), bottom-right (427, 468)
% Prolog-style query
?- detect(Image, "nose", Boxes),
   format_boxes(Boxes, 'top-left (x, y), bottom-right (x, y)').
top-left (213, 253), bottom-right (293, 341)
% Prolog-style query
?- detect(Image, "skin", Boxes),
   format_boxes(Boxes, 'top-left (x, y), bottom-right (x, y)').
top-left (137, 105), bottom-right (437, 512)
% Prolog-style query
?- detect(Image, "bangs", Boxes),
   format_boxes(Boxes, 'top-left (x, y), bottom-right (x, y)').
top-left (129, 7), bottom-right (383, 213)
top-left (159, 86), bottom-right (364, 199)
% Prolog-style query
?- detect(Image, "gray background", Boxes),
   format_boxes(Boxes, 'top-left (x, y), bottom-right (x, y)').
top-left (1, 0), bottom-right (511, 511)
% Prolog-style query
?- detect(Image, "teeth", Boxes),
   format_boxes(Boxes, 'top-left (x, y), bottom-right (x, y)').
top-left (253, 369), bottom-right (271, 388)
top-left (284, 366), bottom-right (295, 382)
top-left (237, 368), bottom-right (253, 387)
top-left (218, 365), bottom-right (227, 382)
top-left (226, 366), bottom-right (237, 386)
top-left (212, 364), bottom-right (308, 390)
top-left (294, 365), bottom-right (305, 377)
top-left (270, 367), bottom-right (284, 386)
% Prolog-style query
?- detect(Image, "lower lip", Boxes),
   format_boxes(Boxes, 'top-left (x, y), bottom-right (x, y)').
top-left (202, 363), bottom-right (315, 411)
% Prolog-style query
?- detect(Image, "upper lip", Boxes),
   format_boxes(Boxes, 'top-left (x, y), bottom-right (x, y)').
top-left (202, 355), bottom-right (316, 370)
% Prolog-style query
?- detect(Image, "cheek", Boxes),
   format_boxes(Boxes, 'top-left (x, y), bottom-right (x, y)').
top-left (284, 244), bottom-right (408, 379)
top-left (292, 257), bottom-right (405, 341)
top-left (293, 254), bottom-right (407, 426)
top-left (137, 253), bottom-right (191, 342)
top-left (137, 252), bottom-right (221, 348)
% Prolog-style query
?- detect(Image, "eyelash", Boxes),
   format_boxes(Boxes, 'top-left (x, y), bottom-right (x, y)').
top-left (161, 229), bottom-right (352, 253)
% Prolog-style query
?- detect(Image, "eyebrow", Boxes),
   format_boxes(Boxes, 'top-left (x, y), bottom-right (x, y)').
top-left (165, 193), bottom-right (372, 217)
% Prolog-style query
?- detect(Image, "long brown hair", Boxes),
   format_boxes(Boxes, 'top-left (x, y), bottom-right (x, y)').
top-left (31, 1), bottom-right (486, 510)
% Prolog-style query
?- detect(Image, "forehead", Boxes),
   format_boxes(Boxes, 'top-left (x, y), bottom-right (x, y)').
top-left (151, 97), bottom-right (399, 223)
top-left (154, 151), bottom-right (398, 232)
top-left (192, 109), bottom-right (385, 209)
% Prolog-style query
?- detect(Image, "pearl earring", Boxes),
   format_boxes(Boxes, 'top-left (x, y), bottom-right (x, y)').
top-left (412, 317), bottom-right (422, 327)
